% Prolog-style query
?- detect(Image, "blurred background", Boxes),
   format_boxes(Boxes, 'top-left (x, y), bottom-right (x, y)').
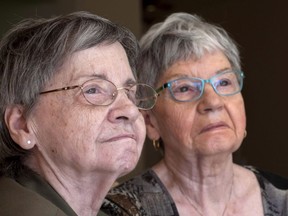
top-left (1, 0), bottom-right (288, 179)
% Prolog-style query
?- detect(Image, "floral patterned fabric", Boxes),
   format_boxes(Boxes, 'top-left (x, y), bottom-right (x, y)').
top-left (101, 166), bottom-right (288, 216)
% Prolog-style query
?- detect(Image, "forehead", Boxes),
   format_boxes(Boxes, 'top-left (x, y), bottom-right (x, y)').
top-left (159, 51), bottom-right (231, 83)
top-left (50, 42), bottom-right (135, 86)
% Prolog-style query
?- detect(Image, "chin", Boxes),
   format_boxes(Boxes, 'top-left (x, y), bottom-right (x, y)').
top-left (117, 163), bottom-right (137, 177)
top-left (196, 138), bottom-right (236, 156)
top-left (117, 154), bottom-right (139, 175)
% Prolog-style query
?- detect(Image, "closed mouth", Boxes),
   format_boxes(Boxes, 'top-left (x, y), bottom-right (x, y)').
top-left (200, 122), bottom-right (229, 134)
top-left (104, 134), bottom-right (136, 142)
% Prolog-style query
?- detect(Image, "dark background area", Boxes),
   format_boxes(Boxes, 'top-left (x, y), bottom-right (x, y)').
top-left (1, 0), bottom-right (288, 179)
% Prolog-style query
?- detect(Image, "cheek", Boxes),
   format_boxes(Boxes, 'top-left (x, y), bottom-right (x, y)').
top-left (237, 110), bottom-right (246, 139)
top-left (155, 103), bottom-right (196, 140)
top-left (33, 101), bottom-right (105, 153)
top-left (231, 98), bottom-right (246, 131)
top-left (136, 115), bottom-right (146, 152)
top-left (224, 97), bottom-right (246, 146)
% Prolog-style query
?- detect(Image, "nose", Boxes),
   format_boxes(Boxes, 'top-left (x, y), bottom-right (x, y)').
top-left (107, 89), bottom-right (140, 123)
top-left (197, 83), bottom-right (224, 114)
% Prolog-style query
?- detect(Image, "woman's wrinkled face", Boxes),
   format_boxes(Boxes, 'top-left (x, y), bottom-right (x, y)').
top-left (146, 51), bottom-right (246, 157)
top-left (29, 42), bottom-right (145, 177)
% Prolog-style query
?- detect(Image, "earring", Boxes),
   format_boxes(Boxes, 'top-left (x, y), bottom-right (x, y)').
top-left (152, 139), bottom-right (160, 150)
top-left (244, 130), bottom-right (247, 138)
top-left (27, 140), bottom-right (31, 145)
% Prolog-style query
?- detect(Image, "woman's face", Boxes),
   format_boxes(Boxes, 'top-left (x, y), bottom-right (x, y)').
top-left (29, 42), bottom-right (145, 178)
top-left (146, 51), bottom-right (246, 157)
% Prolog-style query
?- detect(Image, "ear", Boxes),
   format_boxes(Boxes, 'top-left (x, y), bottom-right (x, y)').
top-left (4, 105), bottom-right (35, 150)
top-left (141, 110), bottom-right (161, 141)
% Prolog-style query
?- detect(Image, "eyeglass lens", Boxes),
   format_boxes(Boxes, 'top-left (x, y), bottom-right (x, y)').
top-left (81, 79), bottom-right (157, 110)
top-left (168, 71), bottom-right (243, 102)
top-left (134, 84), bottom-right (158, 110)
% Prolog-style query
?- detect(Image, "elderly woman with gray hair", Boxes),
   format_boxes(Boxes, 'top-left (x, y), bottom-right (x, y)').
top-left (0, 11), bottom-right (157, 216)
top-left (102, 12), bottom-right (288, 216)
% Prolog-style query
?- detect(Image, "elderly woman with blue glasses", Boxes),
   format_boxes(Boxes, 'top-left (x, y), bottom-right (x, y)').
top-left (0, 11), bottom-right (157, 216)
top-left (102, 12), bottom-right (288, 215)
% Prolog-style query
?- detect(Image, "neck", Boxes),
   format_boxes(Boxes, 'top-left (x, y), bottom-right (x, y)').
top-left (154, 157), bottom-right (235, 216)
top-left (26, 157), bottom-right (117, 216)
top-left (177, 169), bottom-right (234, 216)
top-left (64, 178), bottom-right (113, 215)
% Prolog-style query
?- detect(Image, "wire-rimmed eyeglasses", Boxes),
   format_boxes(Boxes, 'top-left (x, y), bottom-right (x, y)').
top-left (40, 78), bottom-right (158, 110)
top-left (156, 69), bottom-right (244, 102)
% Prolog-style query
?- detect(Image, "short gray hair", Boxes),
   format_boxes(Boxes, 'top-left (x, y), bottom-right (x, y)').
top-left (137, 12), bottom-right (240, 87)
top-left (0, 11), bottom-right (139, 176)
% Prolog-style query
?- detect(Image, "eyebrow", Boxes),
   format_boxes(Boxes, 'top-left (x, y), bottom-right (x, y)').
top-left (215, 67), bottom-right (231, 74)
top-left (125, 78), bottom-right (137, 86)
top-left (90, 74), bottom-right (107, 80)
top-left (164, 67), bottom-right (232, 81)
top-left (78, 73), bottom-right (136, 86)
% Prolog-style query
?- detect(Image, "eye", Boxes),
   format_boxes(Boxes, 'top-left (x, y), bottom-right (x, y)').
top-left (83, 85), bottom-right (102, 94)
top-left (172, 82), bottom-right (201, 94)
top-left (174, 85), bottom-right (192, 93)
top-left (218, 78), bottom-right (232, 87)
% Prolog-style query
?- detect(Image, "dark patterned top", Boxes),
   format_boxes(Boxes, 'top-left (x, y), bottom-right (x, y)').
top-left (101, 166), bottom-right (288, 216)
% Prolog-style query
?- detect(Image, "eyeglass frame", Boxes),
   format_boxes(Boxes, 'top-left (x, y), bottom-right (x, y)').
top-left (155, 69), bottom-right (244, 102)
top-left (39, 78), bottom-right (158, 110)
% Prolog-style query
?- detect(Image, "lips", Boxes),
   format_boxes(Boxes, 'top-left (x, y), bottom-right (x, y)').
top-left (102, 133), bottom-right (136, 143)
top-left (200, 122), bottom-right (229, 134)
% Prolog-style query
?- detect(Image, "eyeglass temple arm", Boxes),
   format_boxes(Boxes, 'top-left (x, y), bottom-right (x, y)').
top-left (155, 83), bottom-right (169, 95)
top-left (40, 85), bottom-right (79, 94)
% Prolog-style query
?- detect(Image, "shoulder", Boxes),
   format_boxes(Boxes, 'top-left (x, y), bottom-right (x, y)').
top-left (245, 166), bottom-right (288, 190)
top-left (245, 166), bottom-right (288, 214)
top-left (101, 169), bottom-right (179, 216)
top-left (0, 176), bottom-right (68, 216)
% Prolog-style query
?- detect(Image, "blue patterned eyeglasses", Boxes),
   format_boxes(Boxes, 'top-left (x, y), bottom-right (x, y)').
top-left (156, 69), bottom-right (244, 102)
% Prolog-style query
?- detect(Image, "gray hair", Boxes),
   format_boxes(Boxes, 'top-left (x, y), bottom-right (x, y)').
top-left (137, 12), bottom-right (240, 87)
top-left (0, 11), bottom-right (139, 176)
